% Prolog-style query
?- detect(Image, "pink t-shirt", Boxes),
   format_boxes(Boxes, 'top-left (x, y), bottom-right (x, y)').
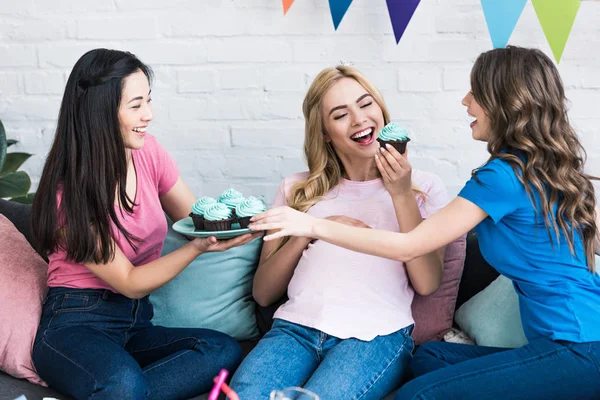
top-left (272, 170), bottom-right (449, 340)
top-left (47, 134), bottom-right (179, 292)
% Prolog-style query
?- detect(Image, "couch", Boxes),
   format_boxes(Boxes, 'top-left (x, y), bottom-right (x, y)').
top-left (0, 199), bottom-right (499, 400)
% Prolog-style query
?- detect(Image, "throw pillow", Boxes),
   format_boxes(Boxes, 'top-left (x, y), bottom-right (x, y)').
top-left (411, 234), bottom-right (467, 345)
top-left (455, 274), bottom-right (528, 348)
top-left (150, 223), bottom-right (261, 340)
top-left (0, 215), bottom-right (47, 385)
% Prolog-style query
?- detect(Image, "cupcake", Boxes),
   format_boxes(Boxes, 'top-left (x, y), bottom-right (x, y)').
top-left (235, 196), bottom-right (267, 229)
top-left (218, 188), bottom-right (245, 216)
top-left (377, 122), bottom-right (411, 154)
top-left (189, 197), bottom-right (217, 230)
top-left (203, 203), bottom-right (235, 231)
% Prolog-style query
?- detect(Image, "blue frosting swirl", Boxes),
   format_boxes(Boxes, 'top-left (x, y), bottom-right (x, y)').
top-left (203, 203), bottom-right (233, 221)
top-left (236, 196), bottom-right (267, 218)
top-left (378, 122), bottom-right (409, 141)
top-left (191, 197), bottom-right (217, 215)
top-left (218, 188), bottom-right (244, 209)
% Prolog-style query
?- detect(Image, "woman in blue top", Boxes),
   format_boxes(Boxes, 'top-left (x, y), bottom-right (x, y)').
top-left (248, 46), bottom-right (600, 399)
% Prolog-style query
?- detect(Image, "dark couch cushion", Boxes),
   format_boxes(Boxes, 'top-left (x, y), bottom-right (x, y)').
top-left (455, 231), bottom-right (499, 309)
top-left (0, 199), bottom-right (33, 246)
top-left (0, 370), bottom-right (67, 400)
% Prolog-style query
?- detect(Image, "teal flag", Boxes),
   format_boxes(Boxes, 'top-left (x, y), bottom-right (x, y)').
top-left (329, 0), bottom-right (354, 30)
top-left (481, 0), bottom-right (527, 48)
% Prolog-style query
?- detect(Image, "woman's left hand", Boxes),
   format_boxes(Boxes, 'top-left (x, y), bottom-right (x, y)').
top-left (248, 206), bottom-right (318, 241)
top-left (375, 144), bottom-right (413, 196)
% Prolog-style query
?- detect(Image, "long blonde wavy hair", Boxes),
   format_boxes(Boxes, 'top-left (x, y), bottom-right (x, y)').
top-left (471, 46), bottom-right (598, 272)
top-left (270, 66), bottom-right (413, 256)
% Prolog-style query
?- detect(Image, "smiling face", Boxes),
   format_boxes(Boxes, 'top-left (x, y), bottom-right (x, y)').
top-left (321, 77), bottom-right (385, 164)
top-left (118, 70), bottom-right (153, 150)
top-left (462, 91), bottom-right (490, 142)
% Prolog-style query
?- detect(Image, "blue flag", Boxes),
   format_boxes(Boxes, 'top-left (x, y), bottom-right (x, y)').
top-left (329, 0), bottom-right (354, 30)
top-left (481, 0), bottom-right (527, 48)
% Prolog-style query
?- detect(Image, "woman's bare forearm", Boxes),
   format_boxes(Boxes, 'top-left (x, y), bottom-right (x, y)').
top-left (392, 194), bottom-right (444, 295)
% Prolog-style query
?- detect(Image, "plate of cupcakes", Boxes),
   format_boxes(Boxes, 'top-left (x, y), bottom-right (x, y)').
top-left (173, 189), bottom-right (267, 239)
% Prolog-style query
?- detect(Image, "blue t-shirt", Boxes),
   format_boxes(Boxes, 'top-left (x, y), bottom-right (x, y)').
top-left (459, 158), bottom-right (600, 343)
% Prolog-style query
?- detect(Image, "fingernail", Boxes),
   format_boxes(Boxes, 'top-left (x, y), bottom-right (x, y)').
top-left (380, 147), bottom-right (386, 152)
top-left (385, 143), bottom-right (392, 149)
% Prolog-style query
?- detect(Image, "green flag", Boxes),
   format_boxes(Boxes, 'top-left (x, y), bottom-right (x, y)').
top-left (532, 0), bottom-right (581, 63)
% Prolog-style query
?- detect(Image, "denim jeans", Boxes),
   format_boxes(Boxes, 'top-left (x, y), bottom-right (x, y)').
top-left (395, 338), bottom-right (600, 400)
top-left (230, 319), bottom-right (414, 400)
top-left (32, 287), bottom-right (243, 400)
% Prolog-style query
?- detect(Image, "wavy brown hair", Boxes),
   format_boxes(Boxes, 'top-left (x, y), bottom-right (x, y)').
top-left (270, 66), bottom-right (423, 256)
top-left (471, 46), bottom-right (598, 272)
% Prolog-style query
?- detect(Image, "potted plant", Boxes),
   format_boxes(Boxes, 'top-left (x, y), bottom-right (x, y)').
top-left (0, 119), bottom-right (36, 204)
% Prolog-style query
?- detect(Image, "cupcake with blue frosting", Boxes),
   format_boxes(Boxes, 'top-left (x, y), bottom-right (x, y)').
top-left (190, 197), bottom-right (217, 230)
top-left (203, 203), bottom-right (235, 231)
top-left (377, 122), bottom-right (411, 154)
top-left (236, 196), bottom-right (267, 228)
top-left (218, 188), bottom-right (245, 216)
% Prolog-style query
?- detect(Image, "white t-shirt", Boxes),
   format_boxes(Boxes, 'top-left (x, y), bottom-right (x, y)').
top-left (272, 170), bottom-right (450, 341)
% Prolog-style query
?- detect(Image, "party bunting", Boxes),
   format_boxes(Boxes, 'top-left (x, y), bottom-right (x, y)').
top-left (329, 0), bottom-right (354, 30)
top-left (385, 0), bottom-right (421, 44)
top-left (282, 0), bottom-right (295, 15)
top-left (281, 0), bottom-right (584, 62)
top-left (480, 0), bottom-right (527, 49)
top-left (532, 0), bottom-right (581, 63)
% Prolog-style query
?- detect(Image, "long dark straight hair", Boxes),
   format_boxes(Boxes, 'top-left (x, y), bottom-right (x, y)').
top-left (31, 49), bottom-right (153, 264)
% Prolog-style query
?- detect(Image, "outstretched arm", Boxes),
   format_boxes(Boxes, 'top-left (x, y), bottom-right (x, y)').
top-left (249, 196), bottom-right (487, 263)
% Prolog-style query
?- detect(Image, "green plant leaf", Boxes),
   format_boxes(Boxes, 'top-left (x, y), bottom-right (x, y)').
top-left (7, 139), bottom-right (17, 147)
top-left (0, 171), bottom-right (31, 198)
top-left (10, 192), bottom-right (36, 204)
top-left (1, 152), bottom-right (32, 175)
top-left (0, 120), bottom-right (6, 173)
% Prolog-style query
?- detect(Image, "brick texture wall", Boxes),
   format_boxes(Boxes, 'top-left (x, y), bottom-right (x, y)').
top-left (1, 0), bottom-right (599, 201)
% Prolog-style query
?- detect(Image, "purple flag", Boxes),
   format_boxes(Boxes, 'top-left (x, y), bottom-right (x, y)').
top-left (386, 0), bottom-right (421, 44)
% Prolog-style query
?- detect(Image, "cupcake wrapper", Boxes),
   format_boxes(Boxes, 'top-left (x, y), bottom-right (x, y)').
top-left (237, 216), bottom-right (252, 229)
top-left (190, 213), bottom-right (205, 231)
top-left (203, 218), bottom-right (234, 232)
top-left (377, 138), bottom-right (411, 155)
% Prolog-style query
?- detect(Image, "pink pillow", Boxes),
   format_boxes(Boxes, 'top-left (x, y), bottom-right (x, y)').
top-left (0, 214), bottom-right (47, 385)
top-left (411, 234), bottom-right (466, 345)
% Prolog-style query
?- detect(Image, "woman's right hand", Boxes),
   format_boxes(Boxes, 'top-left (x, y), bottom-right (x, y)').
top-left (325, 215), bottom-right (372, 229)
top-left (192, 233), bottom-right (262, 253)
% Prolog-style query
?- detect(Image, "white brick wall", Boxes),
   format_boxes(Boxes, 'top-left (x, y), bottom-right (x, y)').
top-left (1, 0), bottom-right (599, 202)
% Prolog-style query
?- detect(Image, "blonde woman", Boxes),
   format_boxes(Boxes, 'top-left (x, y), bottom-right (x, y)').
top-left (250, 47), bottom-right (600, 400)
top-left (229, 66), bottom-right (450, 399)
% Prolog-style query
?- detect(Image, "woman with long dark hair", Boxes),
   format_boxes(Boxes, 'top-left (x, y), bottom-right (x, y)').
top-left (30, 48), bottom-right (258, 400)
top-left (249, 47), bottom-right (600, 399)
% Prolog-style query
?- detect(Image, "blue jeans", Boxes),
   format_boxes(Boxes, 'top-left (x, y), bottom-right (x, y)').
top-left (230, 319), bottom-right (414, 400)
top-left (395, 339), bottom-right (600, 399)
top-left (32, 287), bottom-right (243, 400)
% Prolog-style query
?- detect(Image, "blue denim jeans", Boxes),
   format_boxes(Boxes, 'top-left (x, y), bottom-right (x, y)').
top-left (32, 287), bottom-right (243, 400)
top-left (395, 339), bottom-right (600, 399)
top-left (230, 319), bottom-right (414, 400)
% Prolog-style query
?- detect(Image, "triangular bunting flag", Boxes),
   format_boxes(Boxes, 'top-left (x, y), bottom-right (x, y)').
top-left (282, 0), bottom-right (295, 15)
top-left (329, 0), bottom-right (354, 30)
top-left (532, 0), bottom-right (581, 63)
top-left (385, 0), bottom-right (421, 44)
top-left (481, 0), bottom-right (527, 48)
